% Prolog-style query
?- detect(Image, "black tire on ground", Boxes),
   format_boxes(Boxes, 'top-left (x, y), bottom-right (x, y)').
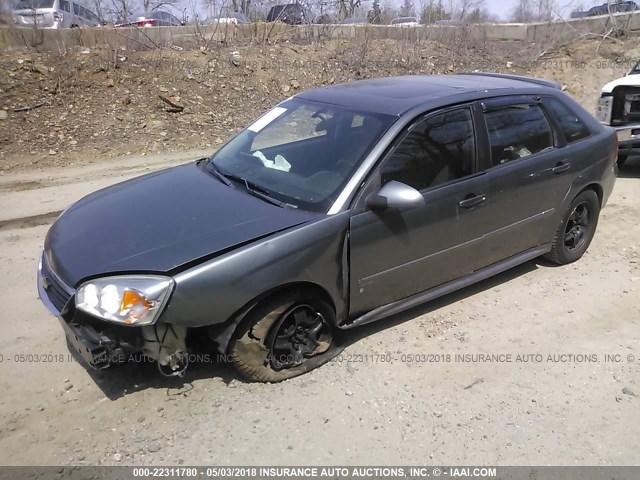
top-left (617, 154), bottom-right (628, 167)
top-left (544, 189), bottom-right (600, 265)
top-left (228, 290), bottom-right (342, 382)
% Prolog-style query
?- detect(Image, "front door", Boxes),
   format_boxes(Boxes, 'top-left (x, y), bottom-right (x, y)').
top-left (348, 106), bottom-right (489, 316)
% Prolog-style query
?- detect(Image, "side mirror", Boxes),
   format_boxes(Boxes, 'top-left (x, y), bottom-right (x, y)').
top-left (366, 181), bottom-right (425, 210)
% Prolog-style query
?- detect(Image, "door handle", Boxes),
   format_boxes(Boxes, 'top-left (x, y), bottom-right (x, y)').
top-left (459, 194), bottom-right (486, 208)
top-left (552, 161), bottom-right (570, 174)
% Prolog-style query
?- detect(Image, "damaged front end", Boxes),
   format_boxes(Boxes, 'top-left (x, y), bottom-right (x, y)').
top-left (597, 86), bottom-right (640, 159)
top-left (600, 86), bottom-right (640, 126)
top-left (38, 252), bottom-right (190, 377)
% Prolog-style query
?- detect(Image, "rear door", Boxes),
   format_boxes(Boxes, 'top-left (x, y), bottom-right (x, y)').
top-left (475, 96), bottom-right (578, 268)
top-left (349, 105), bottom-right (490, 315)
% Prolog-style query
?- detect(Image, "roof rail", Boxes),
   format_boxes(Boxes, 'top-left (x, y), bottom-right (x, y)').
top-left (458, 72), bottom-right (562, 90)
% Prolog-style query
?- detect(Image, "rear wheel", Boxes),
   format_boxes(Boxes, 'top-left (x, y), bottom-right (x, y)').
top-left (545, 190), bottom-right (600, 265)
top-left (228, 290), bottom-right (341, 382)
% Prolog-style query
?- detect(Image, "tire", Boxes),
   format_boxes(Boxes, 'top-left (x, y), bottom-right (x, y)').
top-left (228, 290), bottom-right (342, 382)
top-left (545, 190), bottom-right (600, 265)
top-left (617, 154), bottom-right (628, 167)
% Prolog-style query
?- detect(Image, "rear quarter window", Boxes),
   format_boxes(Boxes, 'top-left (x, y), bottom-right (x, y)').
top-left (544, 97), bottom-right (590, 144)
top-left (484, 104), bottom-right (554, 166)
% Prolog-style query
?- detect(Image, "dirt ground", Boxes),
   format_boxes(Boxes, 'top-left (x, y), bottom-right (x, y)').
top-left (0, 152), bottom-right (638, 466)
top-left (2, 33), bottom-right (639, 173)
top-left (0, 35), bottom-right (639, 467)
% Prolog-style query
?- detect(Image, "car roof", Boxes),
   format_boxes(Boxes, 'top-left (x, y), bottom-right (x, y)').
top-left (296, 74), bottom-right (560, 116)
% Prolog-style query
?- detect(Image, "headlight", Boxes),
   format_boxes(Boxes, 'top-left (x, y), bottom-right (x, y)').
top-left (75, 275), bottom-right (174, 326)
top-left (596, 96), bottom-right (613, 124)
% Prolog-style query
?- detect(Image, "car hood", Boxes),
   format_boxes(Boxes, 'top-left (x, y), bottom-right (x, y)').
top-left (45, 161), bottom-right (315, 287)
top-left (602, 73), bottom-right (640, 93)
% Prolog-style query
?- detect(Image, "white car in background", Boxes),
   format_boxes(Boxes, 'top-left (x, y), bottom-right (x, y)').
top-left (13, 0), bottom-right (102, 28)
top-left (596, 59), bottom-right (640, 165)
top-left (202, 12), bottom-right (248, 25)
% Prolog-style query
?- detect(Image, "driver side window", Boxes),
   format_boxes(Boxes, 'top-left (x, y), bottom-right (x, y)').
top-left (380, 107), bottom-right (476, 192)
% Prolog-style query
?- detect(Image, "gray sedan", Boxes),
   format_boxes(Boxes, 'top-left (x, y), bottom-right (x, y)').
top-left (38, 74), bottom-right (617, 382)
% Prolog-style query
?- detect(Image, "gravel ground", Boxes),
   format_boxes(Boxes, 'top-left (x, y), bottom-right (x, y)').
top-left (0, 154), bottom-right (638, 466)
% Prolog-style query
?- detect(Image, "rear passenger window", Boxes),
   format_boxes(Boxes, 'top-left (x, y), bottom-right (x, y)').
top-left (73, 3), bottom-right (79, 14)
top-left (544, 98), bottom-right (590, 143)
top-left (484, 104), bottom-right (554, 166)
top-left (381, 108), bottom-right (475, 191)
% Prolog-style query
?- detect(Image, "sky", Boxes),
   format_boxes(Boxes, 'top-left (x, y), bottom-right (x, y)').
top-left (483, 0), bottom-right (602, 20)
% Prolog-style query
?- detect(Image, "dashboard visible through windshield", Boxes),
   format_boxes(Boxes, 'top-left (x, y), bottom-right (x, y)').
top-left (208, 98), bottom-right (394, 212)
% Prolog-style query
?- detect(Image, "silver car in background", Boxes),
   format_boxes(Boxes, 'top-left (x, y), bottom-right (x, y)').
top-left (115, 10), bottom-right (185, 27)
top-left (13, 0), bottom-right (102, 28)
top-left (390, 16), bottom-right (420, 26)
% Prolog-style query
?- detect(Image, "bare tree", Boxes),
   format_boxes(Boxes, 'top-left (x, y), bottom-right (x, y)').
top-left (398, 0), bottom-right (415, 16)
top-left (367, 0), bottom-right (382, 23)
top-left (91, 0), bottom-right (111, 20)
top-left (1, 0), bottom-right (18, 21)
top-left (202, 0), bottom-right (219, 17)
top-left (419, 0), bottom-right (450, 24)
top-left (534, 0), bottom-right (556, 21)
top-left (510, 0), bottom-right (557, 23)
top-left (140, 0), bottom-right (177, 15)
top-left (465, 5), bottom-right (493, 23)
top-left (510, 0), bottom-right (534, 22)
top-left (107, 0), bottom-right (137, 22)
top-left (337, 0), bottom-right (362, 19)
top-left (455, 0), bottom-right (484, 21)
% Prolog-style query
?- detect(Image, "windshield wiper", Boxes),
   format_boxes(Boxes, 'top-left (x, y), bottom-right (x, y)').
top-left (204, 159), bottom-right (232, 187)
top-left (243, 183), bottom-right (286, 208)
top-left (207, 160), bottom-right (285, 208)
top-left (237, 178), bottom-right (286, 208)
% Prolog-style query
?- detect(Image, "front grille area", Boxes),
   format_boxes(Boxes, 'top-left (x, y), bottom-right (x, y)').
top-left (41, 255), bottom-right (73, 313)
top-left (624, 93), bottom-right (640, 122)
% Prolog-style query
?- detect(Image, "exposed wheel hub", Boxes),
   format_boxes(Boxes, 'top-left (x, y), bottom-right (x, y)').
top-left (268, 304), bottom-right (331, 370)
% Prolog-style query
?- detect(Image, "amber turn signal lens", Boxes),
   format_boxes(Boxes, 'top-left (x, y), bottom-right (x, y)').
top-left (120, 289), bottom-right (153, 324)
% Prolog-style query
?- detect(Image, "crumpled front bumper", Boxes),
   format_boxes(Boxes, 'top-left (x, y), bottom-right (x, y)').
top-left (37, 252), bottom-right (142, 370)
top-left (57, 316), bottom-right (112, 369)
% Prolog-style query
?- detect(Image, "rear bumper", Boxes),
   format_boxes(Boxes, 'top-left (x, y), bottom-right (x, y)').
top-left (13, 16), bottom-right (58, 28)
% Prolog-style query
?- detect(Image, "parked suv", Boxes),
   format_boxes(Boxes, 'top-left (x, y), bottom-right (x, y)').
top-left (13, 0), bottom-right (102, 28)
top-left (38, 74), bottom-right (617, 382)
top-left (585, 1), bottom-right (638, 16)
top-left (596, 59), bottom-right (640, 165)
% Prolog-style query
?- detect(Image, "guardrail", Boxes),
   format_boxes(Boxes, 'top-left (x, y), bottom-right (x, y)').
top-left (1, 11), bottom-right (639, 51)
